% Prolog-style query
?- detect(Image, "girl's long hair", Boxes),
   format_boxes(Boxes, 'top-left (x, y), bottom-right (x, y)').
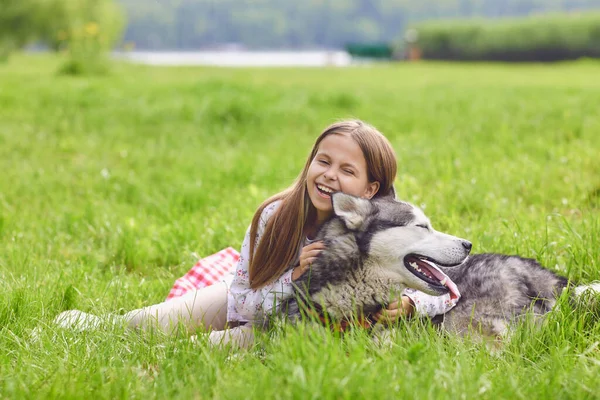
top-left (248, 120), bottom-right (397, 289)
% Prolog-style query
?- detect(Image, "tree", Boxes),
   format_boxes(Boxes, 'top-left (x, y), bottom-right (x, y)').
top-left (0, 0), bottom-right (39, 60)
top-left (116, 0), bottom-right (600, 49)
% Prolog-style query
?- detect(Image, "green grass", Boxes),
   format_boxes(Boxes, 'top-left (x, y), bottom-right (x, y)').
top-left (1, 53), bottom-right (600, 399)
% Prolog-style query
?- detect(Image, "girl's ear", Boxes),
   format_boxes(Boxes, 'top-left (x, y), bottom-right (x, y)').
top-left (363, 181), bottom-right (380, 200)
top-left (331, 193), bottom-right (372, 231)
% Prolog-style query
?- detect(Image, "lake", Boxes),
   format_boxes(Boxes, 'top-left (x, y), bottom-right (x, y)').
top-left (113, 50), bottom-right (353, 67)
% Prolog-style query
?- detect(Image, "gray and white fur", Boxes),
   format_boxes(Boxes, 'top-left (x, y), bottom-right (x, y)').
top-left (283, 192), bottom-right (596, 337)
top-left (433, 254), bottom-right (567, 336)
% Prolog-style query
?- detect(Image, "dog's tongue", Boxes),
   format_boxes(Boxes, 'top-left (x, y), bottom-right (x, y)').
top-left (419, 259), bottom-right (461, 301)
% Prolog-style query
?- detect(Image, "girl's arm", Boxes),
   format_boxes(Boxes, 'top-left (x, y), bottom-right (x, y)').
top-left (373, 290), bottom-right (460, 323)
top-left (228, 202), bottom-right (295, 322)
top-left (401, 288), bottom-right (459, 318)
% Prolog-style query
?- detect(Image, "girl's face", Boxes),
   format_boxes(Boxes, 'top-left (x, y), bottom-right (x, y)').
top-left (306, 133), bottom-right (380, 225)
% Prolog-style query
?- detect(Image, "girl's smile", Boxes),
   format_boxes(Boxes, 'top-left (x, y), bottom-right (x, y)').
top-left (315, 183), bottom-right (336, 198)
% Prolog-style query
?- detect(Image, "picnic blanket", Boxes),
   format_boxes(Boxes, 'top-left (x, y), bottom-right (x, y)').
top-left (166, 247), bottom-right (239, 300)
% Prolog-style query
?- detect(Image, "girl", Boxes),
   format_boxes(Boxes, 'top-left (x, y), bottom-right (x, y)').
top-left (56, 120), bottom-right (458, 348)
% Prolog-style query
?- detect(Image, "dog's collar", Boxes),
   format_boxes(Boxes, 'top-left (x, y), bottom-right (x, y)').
top-left (300, 304), bottom-right (376, 333)
top-left (317, 313), bottom-right (376, 333)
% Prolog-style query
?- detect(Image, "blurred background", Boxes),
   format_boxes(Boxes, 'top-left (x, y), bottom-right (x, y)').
top-left (2, 0), bottom-right (600, 70)
top-left (2, 7), bottom-right (600, 397)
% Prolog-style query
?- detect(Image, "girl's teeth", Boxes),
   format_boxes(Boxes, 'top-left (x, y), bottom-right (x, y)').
top-left (318, 185), bottom-right (333, 193)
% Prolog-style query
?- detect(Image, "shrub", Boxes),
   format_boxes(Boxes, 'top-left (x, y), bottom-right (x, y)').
top-left (0, 0), bottom-right (125, 70)
top-left (36, 0), bottom-right (125, 75)
top-left (0, 0), bottom-right (40, 61)
top-left (410, 12), bottom-right (600, 62)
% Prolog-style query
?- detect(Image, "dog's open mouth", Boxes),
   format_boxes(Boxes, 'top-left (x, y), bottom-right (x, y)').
top-left (404, 255), bottom-right (460, 300)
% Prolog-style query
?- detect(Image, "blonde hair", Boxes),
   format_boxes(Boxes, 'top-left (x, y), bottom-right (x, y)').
top-left (248, 120), bottom-right (397, 289)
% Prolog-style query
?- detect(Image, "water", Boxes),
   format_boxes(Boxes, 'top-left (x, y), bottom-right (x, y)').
top-left (113, 50), bottom-right (353, 67)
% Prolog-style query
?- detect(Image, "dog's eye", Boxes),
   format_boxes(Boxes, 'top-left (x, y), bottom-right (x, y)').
top-left (416, 224), bottom-right (428, 229)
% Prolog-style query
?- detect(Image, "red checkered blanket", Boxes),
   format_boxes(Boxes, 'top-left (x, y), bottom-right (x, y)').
top-left (166, 247), bottom-right (240, 300)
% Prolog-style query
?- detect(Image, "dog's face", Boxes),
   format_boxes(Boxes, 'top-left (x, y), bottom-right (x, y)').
top-left (331, 192), bottom-right (470, 298)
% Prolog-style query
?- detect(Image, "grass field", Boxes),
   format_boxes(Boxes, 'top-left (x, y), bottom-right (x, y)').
top-left (1, 54), bottom-right (600, 399)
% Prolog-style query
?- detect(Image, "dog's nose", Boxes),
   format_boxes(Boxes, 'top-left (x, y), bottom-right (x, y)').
top-left (462, 241), bottom-right (472, 252)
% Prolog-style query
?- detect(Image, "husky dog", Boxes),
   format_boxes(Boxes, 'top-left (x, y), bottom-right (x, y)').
top-left (284, 192), bottom-right (596, 337)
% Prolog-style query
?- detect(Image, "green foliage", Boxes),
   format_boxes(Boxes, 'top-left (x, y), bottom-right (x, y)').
top-left (412, 12), bottom-right (600, 61)
top-left (1, 54), bottom-right (600, 397)
top-left (116, 0), bottom-right (600, 49)
top-left (0, 0), bottom-right (124, 71)
top-left (0, 0), bottom-right (41, 60)
top-left (37, 0), bottom-right (125, 52)
top-left (35, 0), bottom-right (126, 75)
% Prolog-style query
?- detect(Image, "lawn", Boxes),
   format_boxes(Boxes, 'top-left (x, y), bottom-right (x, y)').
top-left (1, 54), bottom-right (599, 399)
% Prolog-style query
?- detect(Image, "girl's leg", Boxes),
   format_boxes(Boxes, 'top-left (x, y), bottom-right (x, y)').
top-left (124, 281), bottom-right (229, 334)
top-left (126, 284), bottom-right (255, 348)
top-left (55, 281), bottom-right (229, 335)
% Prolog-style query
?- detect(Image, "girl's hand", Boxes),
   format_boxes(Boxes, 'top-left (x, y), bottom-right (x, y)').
top-left (292, 241), bottom-right (326, 281)
top-left (373, 296), bottom-right (415, 324)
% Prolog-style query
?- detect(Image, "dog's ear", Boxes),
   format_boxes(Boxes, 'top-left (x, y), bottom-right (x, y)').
top-left (331, 193), bottom-right (372, 231)
top-left (383, 185), bottom-right (398, 200)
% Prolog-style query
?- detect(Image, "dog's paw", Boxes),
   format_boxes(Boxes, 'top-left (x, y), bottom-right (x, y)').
top-left (574, 282), bottom-right (600, 297)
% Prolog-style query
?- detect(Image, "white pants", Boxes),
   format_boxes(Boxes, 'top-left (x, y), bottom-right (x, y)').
top-left (56, 282), bottom-right (254, 348)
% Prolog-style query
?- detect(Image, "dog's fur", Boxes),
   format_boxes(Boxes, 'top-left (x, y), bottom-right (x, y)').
top-left (432, 253), bottom-right (567, 336)
top-left (284, 192), bottom-right (593, 337)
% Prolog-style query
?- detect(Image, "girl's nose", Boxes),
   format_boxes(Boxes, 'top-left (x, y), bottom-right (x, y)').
top-left (323, 170), bottom-right (337, 180)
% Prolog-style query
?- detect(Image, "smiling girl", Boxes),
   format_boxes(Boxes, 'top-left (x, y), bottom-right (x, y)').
top-left (56, 120), bottom-right (457, 347)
